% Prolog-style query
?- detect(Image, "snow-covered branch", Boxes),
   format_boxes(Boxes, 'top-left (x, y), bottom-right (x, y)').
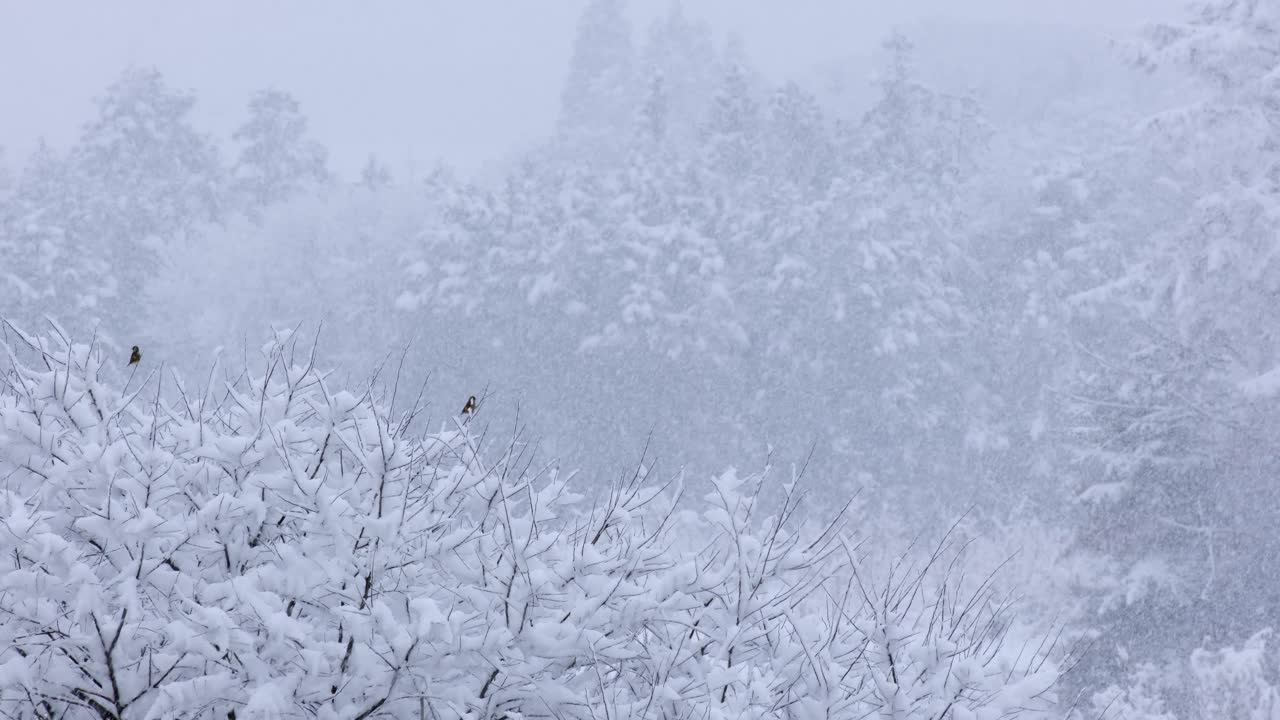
top-left (0, 328), bottom-right (1058, 719)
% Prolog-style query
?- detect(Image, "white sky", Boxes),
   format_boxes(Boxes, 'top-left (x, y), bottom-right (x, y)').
top-left (0, 1), bottom-right (1173, 178)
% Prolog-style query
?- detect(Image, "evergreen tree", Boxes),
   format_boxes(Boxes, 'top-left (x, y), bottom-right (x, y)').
top-left (808, 33), bottom-right (993, 501)
top-left (702, 62), bottom-right (763, 183)
top-left (0, 146), bottom-right (10, 200)
top-left (558, 0), bottom-right (637, 169)
top-left (765, 81), bottom-right (834, 194)
top-left (358, 153), bottom-right (393, 191)
top-left (639, 3), bottom-right (717, 153)
top-left (232, 88), bottom-right (329, 211)
top-left (71, 67), bottom-right (224, 242)
top-left (66, 67), bottom-right (224, 335)
top-left (2, 141), bottom-right (115, 329)
top-left (1062, 1), bottom-right (1280, 703)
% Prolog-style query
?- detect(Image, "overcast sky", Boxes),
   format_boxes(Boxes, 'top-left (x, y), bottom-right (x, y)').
top-left (0, 1), bottom-right (1172, 178)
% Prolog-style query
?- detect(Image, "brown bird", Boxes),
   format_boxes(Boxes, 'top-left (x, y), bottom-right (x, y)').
top-left (128, 345), bottom-right (141, 365)
top-left (461, 395), bottom-right (477, 415)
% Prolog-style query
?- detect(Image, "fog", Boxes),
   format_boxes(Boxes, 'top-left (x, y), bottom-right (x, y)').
top-left (1, 1), bottom-right (1276, 718)
top-left (1, 0), bottom-right (1163, 173)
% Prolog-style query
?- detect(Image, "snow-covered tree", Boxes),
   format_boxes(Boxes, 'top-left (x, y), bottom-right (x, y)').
top-left (55, 67), bottom-right (225, 338)
top-left (232, 88), bottom-right (330, 212)
top-left (781, 33), bottom-right (995, 503)
top-left (1058, 0), bottom-right (1280, 693)
top-left (70, 67), bottom-right (224, 245)
top-left (638, 4), bottom-right (717, 153)
top-left (358, 153), bottom-right (393, 191)
top-left (152, 181), bottom-right (432, 380)
top-left (0, 141), bottom-right (116, 331)
top-left (0, 325), bottom-right (1062, 719)
top-left (765, 81), bottom-right (835, 194)
top-left (0, 146), bottom-right (10, 199)
top-left (557, 0), bottom-right (637, 169)
top-left (702, 63), bottom-right (764, 184)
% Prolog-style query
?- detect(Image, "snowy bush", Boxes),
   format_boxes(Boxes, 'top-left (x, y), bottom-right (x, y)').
top-left (1087, 662), bottom-right (1178, 720)
top-left (0, 324), bottom-right (1060, 719)
top-left (1087, 629), bottom-right (1280, 720)
top-left (1188, 629), bottom-right (1280, 720)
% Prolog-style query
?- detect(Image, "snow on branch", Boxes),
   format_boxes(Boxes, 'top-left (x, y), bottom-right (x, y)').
top-left (0, 326), bottom-right (1059, 719)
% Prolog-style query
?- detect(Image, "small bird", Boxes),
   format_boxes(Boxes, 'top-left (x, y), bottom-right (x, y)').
top-left (461, 395), bottom-right (477, 415)
top-left (128, 345), bottom-right (141, 365)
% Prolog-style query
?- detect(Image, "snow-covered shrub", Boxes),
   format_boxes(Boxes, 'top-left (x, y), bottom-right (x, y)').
top-left (1189, 630), bottom-right (1279, 720)
top-left (1087, 661), bottom-right (1178, 720)
top-left (0, 325), bottom-right (1060, 719)
top-left (1087, 629), bottom-right (1280, 720)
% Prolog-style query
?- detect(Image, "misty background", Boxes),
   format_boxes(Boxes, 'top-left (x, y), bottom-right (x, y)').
top-left (3, 1), bottom-right (1278, 717)
top-left (0, 1), bottom-right (1165, 175)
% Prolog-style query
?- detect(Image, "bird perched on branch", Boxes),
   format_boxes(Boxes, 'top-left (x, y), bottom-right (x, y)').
top-left (461, 395), bottom-right (477, 415)
top-left (128, 346), bottom-right (141, 365)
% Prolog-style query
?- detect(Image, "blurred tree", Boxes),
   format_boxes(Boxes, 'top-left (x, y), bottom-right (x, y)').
top-left (765, 81), bottom-right (835, 194)
top-left (358, 153), bottom-right (393, 191)
top-left (232, 88), bottom-right (330, 212)
top-left (1060, 0), bottom-right (1280, 705)
top-left (702, 62), bottom-right (763, 184)
top-left (639, 3), bottom-right (718, 153)
top-left (0, 146), bottom-right (10, 199)
top-left (558, 0), bottom-right (637, 170)
top-left (1, 141), bottom-right (115, 331)
top-left (65, 67), bottom-right (225, 337)
top-left (797, 33), bottom-right (993, 505)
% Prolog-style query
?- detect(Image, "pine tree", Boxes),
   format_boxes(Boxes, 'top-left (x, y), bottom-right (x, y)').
top-left (0, 145), bottom-right (10, 200)
top-left (2, 141), bottom-right (115, 329)
top-left (232, 88), bottom-right (329, 211)
top-left (702, 62), bottom-right (762, 183)
top-left (558, 0), bottom-right (637, 169)
top-left (765, 81), bottom-right (834, 194)
top-left (65, 67), bottom-right (224, 334)
top-left (1062, 0), bottom-right (1280, 696)
top-left (814, 33), bottom-right (993, 502)
top-left (358, 153), bottom-right (393, 191)
top-left (639, 3), bottom-right (717, 153)
top-left (71, 67), bottom-right (224, 243)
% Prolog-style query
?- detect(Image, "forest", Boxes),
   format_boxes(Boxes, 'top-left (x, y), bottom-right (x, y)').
top-left (2, 1), bottom-right (1279, 718)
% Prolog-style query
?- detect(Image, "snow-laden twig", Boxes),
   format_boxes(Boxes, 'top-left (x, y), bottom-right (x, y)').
top-left (0, 329), bottom-right (1061, 720)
